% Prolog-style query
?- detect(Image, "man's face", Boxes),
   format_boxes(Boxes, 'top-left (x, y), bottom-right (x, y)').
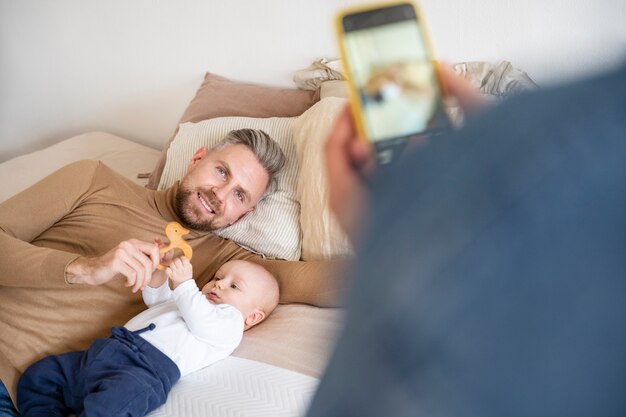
top-left (175, 144), bottom-right (269, 231)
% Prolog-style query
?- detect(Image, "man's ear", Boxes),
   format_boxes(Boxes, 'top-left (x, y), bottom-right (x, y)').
top-left (244, 309), bottom-right (265, 330)
top-left (229, 207), bottom-right (255, 226)
top-left (186, 147), bottom-right (208, 174)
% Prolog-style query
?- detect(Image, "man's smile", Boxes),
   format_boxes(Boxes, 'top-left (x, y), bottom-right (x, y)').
top-left (197, 192), bottom-right (215, 214)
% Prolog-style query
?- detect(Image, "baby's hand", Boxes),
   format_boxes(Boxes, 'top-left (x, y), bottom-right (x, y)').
top-left (166, 256), bottom-right (193, 289)
top-left (154, 236), bottom-right (174, 267)
top-left (148, 269), bottom-right (168, 289)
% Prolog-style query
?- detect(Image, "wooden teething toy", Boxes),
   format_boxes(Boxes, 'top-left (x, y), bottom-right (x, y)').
top-left (157, 221), bottom-right (193, 270)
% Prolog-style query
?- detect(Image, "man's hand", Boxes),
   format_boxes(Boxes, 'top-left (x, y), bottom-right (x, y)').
top-left (148, 236), bottom-right (174, 288)
top-left (65, 239), bottom-right (160, 292)
top-left (325, 62), bottom-right (486, 244)
top-left (166, 256), bottom-right (193, 290)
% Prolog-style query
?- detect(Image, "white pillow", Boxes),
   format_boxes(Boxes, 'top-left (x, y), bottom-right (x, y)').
top-left (158, 117), bottom-right (301, 261)
top-left (292, 98), bottom-right (353, 260)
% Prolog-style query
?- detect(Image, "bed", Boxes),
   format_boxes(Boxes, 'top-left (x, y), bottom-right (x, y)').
top-left (0, 60), bottom-right (358, 416)
top-left (0, 61), bottom-right (536, 416)
top-left (0, 129), bottom-right (346, 417)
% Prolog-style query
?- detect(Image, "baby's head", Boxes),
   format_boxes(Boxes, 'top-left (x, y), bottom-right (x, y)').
top-left (201, 260), bottom-right (279, 330)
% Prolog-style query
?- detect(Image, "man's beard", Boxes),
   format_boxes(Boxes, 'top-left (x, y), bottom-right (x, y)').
top-left (174, 188), bottom-right (221, 232)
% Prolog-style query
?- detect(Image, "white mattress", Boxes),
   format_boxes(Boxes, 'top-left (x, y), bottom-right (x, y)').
top-left (2, 131), bottom-right (343, 416)
top-left (149, 357), bottom-right (318, 417)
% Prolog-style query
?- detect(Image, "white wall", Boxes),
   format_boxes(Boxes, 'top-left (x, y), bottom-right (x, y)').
top-left (1, 0), bottom-right (624, 162)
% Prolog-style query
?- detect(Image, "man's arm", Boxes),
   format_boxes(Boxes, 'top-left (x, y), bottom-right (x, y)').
top-left (0, 161), bottom-right (98, 288)
top-left (253, 257), bottom-right (350, 308)
top-left (0, 160), bottom-right (160, 289)
top-left (64, 238), bottom-right (160, 291)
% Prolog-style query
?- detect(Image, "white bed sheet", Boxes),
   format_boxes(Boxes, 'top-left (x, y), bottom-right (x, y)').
top-left (150, 357), bottom-right (318, 417)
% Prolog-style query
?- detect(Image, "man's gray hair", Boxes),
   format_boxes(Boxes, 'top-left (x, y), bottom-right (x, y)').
top-left (213, 129), bottom-right (286, 194)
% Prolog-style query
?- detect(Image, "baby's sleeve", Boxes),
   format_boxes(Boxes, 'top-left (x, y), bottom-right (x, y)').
top-left (142, 280), bottom-right (172, 307)
top-left (172, 280), bottom-right (244, 346)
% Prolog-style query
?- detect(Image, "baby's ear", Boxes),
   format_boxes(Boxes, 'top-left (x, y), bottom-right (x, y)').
top-left (244, 309), bottom-right (266, 330)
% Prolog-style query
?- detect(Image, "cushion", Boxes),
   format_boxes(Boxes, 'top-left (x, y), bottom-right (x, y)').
top-left (320, 80), bottom-right (349, 99)
top-left (158, 116), bottom-right (301, 261)
top-left (292, 98), bottom-right (354, 261)
top-left (0, 132), bottom-right (160, 203)
top-left (147, 73), bottom-right (320, 189)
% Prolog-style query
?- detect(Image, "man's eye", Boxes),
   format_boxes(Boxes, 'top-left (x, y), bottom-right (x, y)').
top-left (217, 167), bottom-right (225, 178)
top-left (235, 191), bottom-right (244, 202)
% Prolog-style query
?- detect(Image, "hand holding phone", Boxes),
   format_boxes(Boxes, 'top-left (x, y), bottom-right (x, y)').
top-left (335, 1), bottom-right (450, 164)
top-left (328, 2), bottom-right (485, 240)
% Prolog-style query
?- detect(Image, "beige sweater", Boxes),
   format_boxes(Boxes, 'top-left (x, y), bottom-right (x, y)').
top-left (0, 160), bottom-right (344, 400)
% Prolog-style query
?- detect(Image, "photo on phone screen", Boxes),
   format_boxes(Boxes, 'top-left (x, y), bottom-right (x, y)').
top-left (341, 3), bottom-right (450, 161)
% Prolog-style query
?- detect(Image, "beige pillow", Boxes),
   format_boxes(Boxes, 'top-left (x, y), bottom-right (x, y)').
top-left (292, 98), bottom-right (354, 260)
top-left (320, 80), bottom-right (349, 99)
top-left (159, 117), bottom-right (301, 261)
top-left (147, 73), bottom-right (320, 189)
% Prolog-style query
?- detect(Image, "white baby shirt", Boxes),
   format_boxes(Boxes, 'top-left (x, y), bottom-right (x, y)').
top-left (124, 279), bottom-right (244, 376)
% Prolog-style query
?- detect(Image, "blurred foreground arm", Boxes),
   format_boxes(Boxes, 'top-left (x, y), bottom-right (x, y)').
top-left (325, 63), bottom-right (486, 243)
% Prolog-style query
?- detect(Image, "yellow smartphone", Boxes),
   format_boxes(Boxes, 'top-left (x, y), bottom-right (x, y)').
top-left (335, 1), bottom-right (450, 164)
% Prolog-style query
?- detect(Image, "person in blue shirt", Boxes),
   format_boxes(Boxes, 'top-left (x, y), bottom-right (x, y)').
top-left (307, 62), bottom-right (626, 417)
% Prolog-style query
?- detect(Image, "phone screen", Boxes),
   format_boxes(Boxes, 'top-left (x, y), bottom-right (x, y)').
top-left (342, 4), bottom-right (449, 160)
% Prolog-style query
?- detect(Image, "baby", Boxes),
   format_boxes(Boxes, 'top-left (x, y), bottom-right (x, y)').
top-left (17, 256), bottom-right (279, 417)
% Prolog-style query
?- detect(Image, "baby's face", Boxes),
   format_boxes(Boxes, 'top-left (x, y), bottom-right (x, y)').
top-left (200, 260), bottom-right (267, 318)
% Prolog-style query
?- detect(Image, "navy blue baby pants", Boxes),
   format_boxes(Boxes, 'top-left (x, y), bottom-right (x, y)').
top-left (17, 324), bottom-right (180, 417)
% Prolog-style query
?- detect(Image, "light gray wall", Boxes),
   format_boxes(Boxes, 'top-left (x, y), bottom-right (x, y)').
top-left (1, 0), bottom-right (624, 162)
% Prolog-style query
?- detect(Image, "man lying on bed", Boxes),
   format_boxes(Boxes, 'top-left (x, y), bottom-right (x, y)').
top-left (0, 128), bottom-right (344, 405)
